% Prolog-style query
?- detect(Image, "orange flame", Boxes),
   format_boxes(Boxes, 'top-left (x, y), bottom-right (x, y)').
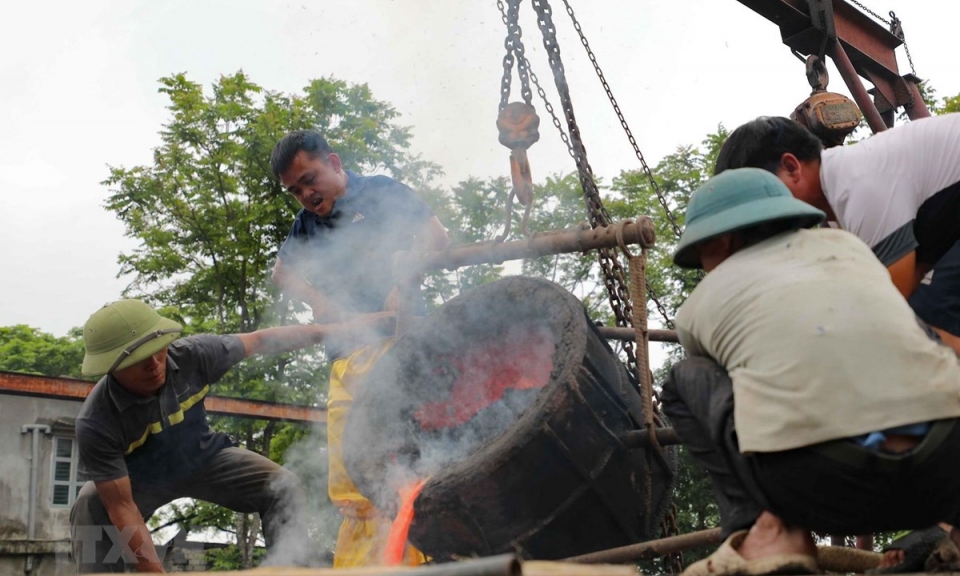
top-left (383, 478), bottom-right (428, 565)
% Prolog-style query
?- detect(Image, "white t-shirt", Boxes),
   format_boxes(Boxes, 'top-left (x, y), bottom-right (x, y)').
top-left (820, 113), bottom-right (960, 266)
top-left (676, 228), bottom-right (960, 454)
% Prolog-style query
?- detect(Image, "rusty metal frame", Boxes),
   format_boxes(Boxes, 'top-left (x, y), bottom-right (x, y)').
top-left (0, 371), bottom-right (326, 423)
top-left (734, 0), bottom-right (930, 130)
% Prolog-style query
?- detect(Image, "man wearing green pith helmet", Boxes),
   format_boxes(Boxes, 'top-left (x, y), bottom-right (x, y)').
top-left (70, 299), bottom-right (393, 573)
top-left (665, 168), bottom-right (960, 576)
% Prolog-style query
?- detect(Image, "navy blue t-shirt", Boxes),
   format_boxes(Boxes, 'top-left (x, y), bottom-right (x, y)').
top-left (277, 170), bottom-right (433, 319)
top-left (75, 335), bottom-right (244, 485)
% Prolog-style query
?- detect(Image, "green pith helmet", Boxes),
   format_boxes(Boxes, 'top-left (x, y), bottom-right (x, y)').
top-left (81, 300), bottom-right (182, 376)
top-left (673, 168), bottom-right (826, 269)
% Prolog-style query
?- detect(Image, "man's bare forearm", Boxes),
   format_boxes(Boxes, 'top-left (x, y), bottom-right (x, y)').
top-left (237, 315), bottom-right (394, 358)
top-left (106, 505), bottom-right (164, 572)
top-left (238, 324), bottom-right (327, 357)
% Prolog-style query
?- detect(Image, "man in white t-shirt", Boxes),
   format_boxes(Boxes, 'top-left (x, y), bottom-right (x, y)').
top-left (714, 114), bottom-right (960, 355)
top-left (667, 168), bottom-right (960, 576)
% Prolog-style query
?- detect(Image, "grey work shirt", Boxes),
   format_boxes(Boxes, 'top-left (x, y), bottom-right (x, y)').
top-left (675, 229), bottom-right (960, 454)
top-left (75, 334), bottom-right (245, 485)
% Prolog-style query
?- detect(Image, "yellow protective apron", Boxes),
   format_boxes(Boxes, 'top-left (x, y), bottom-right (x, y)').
top-left (328, 342), bottom-right (427, 568)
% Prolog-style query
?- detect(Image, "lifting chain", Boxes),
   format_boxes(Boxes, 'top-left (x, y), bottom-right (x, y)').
top-left (848, 1), bottom-right (916, 75)
top-left (549, 1), bottom-right (682, 568)
top-left (558, 0), bottom-right (683, 240)
top-left (498, 0), bottom-right (533, 111)
top-left (660, 500), bottom-right (686, 573)
top-left (556, 0), bottom-right (681, 328)
top-left (496, 0), bottom-right (673, 329)
top-left (887, 11), bottom-right (916, 76)
top-left (496, 0), bottom-right (540, 240)
top-left (849, 0), bottom-right (889, 24)
top-left (495, 2), bottom-right (585, 164)
top-left (497, 16), bottom-right (673, 336)
top-left (529, 0), bottom-right (644, 386)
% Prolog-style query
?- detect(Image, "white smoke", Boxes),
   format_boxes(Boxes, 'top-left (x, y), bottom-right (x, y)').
top-left (260, 424), bottom-right (340, 567)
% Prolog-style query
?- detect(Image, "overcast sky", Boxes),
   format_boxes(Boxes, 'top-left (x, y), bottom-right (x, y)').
top-left (1, 0), bottom-right (957, 337)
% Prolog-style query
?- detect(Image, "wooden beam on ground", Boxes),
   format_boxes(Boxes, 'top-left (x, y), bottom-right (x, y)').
top-left (0, 371), bottom-right (326, 423)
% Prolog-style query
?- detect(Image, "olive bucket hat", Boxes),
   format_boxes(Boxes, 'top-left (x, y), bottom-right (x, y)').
top-left (673, 168), bottom-right (826, 269)
top-left (81, 300), bottom-right (183, 376)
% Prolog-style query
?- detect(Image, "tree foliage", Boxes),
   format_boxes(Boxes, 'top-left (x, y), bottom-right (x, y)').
top-left (103, 71), bottom-right (429, 331)
top-left (423, 177), bottom-right (510, 299)
top-left (0, 325), bottom-right (87, 379)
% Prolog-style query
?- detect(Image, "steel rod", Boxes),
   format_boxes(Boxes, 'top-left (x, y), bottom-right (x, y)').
top-left (832, 41), bottom-right (887, 133)
top-left (562, 528), bottom-right (723, 564)
top-left (597, 326), bottom-right (678, 343)
top-left (21, 424), bottom-right (50, 541)
top-left (621, 428), bottom-right (680, 449)
top-left (393, 217), bottom-right (656, 281)
top-left (903, 76), bottom-right (932, 120)
top-left (391, 554), bottom-right (521, 576)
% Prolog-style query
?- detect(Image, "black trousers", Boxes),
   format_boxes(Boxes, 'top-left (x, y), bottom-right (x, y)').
top-left (661, 357), bottom-right (960, 538)
top-left (70, 447), bottom-right (308, 572)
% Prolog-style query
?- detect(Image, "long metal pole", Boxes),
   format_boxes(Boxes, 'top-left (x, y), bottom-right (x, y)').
top-left (621, 428), bottom-right (680, 449)
top-left (393, 218), bottom-right (656, 281)
top-left (597, 326), bottom-right (678, 344)
top-left (831, 42), bottom-right (887, 133)
top-left (389, 554), bottom-right (520, 576)
top-left (562, 528), bottom-right (723, 564)
top-left (904, 79), bottom-right (932, 120)
top-left (21, 424), bottom-right (50, 540)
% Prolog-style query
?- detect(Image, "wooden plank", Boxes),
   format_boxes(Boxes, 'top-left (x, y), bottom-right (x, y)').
top-left (132, 561), bottom-right (637, 576)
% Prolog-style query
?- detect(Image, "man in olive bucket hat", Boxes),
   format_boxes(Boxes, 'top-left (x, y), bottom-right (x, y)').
top-left (662, 168), bottom-right (960, 576)
top-left (70, 298), bottom-right (392, 572)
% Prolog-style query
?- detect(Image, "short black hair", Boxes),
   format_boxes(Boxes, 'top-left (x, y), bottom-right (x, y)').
top-left (714, 117), bottom-right (823, 176)
top-left (270, 130), bottom-right (334, 179)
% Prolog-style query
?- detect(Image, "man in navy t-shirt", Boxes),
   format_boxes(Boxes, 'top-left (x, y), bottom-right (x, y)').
top-left (271, 130), bottom-right (448, 346)
top-left (269, 130), bottom-right (448, 566)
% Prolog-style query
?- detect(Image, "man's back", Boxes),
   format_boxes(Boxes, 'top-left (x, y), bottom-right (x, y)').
top-left (677, 228), bottom-right (960, 453)
top-left (820, 114), bottom-right (960, 267)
